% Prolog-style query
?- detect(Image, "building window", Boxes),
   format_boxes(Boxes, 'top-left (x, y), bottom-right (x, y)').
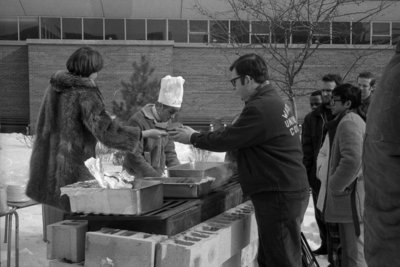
top-left (19, 17), bottom-right (39, 40)
top-left (392, 22), bottom-right (400, 45)
top-left (271, 21), bottom-right (291, 44)
top-left (83, 18), bottom-right (103, 40)
top-left (250, 21), bottom-right (269, 44)
top-left (189, 20), bottom-right (208, 43)
top-left (332, 22), bottom-right (350, 44)
top-left (231, 21), bottom-right (249, 44)
top-left (0, 18), bottom-right (18, 40)
top-left (210, 20), bottom-right (228, 43)
top-left (371, 22), bottom-right (390, 45)
top-left (147, 19), bottom-right (166, 40)
top-left (352, 22), bottom-right (370, 45)
top-left (168, 20), bottom-right (187, 43)
top-left (126, 19), bottom-right (145, 40)
top-left (62, 18), bottom-right (82, 40)
top-left (292, 21), bottom-right (311, 44)
top-left (313, 22), bottom-right (331, 45)
top-left (41, 17), bottom-right (61, 39)
top-left (105, 19), bottom-right (124, 40)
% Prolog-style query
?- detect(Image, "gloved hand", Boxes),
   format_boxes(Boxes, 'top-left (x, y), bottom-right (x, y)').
top-left (142, 129), bottom-right (168, 139)
top-left (168, 126), bottom-right (198, 144)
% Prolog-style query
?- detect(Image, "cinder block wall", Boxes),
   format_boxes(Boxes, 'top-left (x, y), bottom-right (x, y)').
top-left (0, 41), bottom-right (395, 132)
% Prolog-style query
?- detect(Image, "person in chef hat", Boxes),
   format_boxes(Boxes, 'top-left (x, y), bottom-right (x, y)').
top-left (123, 75), bottom-right (185, 177)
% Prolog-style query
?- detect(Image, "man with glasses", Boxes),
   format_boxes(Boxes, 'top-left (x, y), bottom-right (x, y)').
top-left (169, 54), bottom-right (309, 267)
top-left (302, 73), bottom-right (342, 260)
top-left (123, 75), bottom-right (184, 177)
top-left (317, 83), bottom-right (367, 267)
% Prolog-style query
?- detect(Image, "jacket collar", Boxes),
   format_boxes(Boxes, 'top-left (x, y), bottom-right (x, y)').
top-left (362, 95), bottom-right (371, 105)
top-left (246, 81), bottom-right (274, 103)
top-left (50, 70), bottom-right (97, 93)
top-left (141, 104), bottom-right (169, 128)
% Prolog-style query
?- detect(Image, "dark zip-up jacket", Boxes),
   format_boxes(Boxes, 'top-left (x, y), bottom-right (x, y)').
top-left (190, 84), bottom-right (309, 196)
top-left (301, 104), bottom-right (333, 190)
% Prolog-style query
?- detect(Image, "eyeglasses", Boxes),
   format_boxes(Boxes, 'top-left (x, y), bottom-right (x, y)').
top-left (321, 89), bottom-right (333, 94)
top-left (230, 76), bottom-right (242, 87)
top-left (330, 97), bottom-right (342, 105)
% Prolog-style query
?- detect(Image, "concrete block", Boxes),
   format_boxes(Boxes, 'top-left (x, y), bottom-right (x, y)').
top-left (47, 220), bottom-right (88, 263)
top-left (48, 259), bottom-right (84, 267)
top-left (156, 201), bottom-right (258, 267)
top-left (85, 228), bottom-right (166, 267)
top-left (240, 239), bottom-right (259, 267)
top-left (156, 230), bottom-right (220, 267)
top-left (219, 239), bottom-right (258, 267)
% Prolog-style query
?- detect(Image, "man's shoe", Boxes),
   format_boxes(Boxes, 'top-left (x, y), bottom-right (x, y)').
top-left (312, 246), bottom-right (328, 255)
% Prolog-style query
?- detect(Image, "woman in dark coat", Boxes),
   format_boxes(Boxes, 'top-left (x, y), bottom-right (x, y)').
top-left (26, 46), bottom-right (164, 211)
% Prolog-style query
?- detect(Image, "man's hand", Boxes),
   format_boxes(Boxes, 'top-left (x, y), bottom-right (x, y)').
top-left (168, 126), bottom-right (198, 144)
top-left (142, 129), bottom-right (168, 139)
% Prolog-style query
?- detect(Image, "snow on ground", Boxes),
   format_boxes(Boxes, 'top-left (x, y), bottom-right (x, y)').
top-left (0, 133), bottom-right (328, 266)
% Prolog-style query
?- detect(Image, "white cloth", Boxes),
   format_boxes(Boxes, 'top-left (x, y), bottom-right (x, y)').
top-left (158, 75), bottom-right (185, 108)
top-left (316, 134), bottom-right (330, 212)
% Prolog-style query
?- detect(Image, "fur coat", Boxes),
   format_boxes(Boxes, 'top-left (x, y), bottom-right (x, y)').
top-left (26, 71), bottom-right (141, 210)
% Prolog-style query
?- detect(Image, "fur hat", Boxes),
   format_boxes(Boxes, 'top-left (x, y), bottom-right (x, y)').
top-left (158, 75), bottom-right (185, 108)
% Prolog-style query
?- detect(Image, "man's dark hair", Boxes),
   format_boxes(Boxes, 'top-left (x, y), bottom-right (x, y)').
top-left (229, 54), bottom-right (269, 84)
top-left (322, 74), bottom-right (342, 86)
top-left (357, 71), bottom-right (376, 87)
top-left (332, 83), bottom-right (361, 109)
top-left (66, 46), bottom-right (104, 77)
top-left (311, 90), bottom-right (322, 97)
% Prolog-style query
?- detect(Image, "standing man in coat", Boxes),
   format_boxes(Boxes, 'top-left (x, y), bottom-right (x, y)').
top-left (356, 71), bottom-right (375, 121)
top-left (319, 83), bottom-right (367, 267)
top-left (302, 74), bottom-right (342, 256)
top-left (123, 75), bottom-right (184, 177)
top-left (363, 42), bottom-right (400, 267)
top-left (169, 54), bottom-right (309, 267)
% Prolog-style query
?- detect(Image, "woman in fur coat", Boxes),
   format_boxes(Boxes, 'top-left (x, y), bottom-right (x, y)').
top-left (26, 46), bottom-right (165, 211)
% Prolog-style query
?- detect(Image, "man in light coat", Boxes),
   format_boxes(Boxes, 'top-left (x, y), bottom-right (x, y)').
top-left (317, 83), bottom-right (366, 267)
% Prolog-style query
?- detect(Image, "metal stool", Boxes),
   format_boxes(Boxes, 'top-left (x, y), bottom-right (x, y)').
top-left (1, 207), bottom-right (19, 267)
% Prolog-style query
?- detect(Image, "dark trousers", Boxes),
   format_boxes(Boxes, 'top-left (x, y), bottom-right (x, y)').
top-left (311, 186), bottom-right (328, 249)
top-left (250, 190), bottom-right (309, 267)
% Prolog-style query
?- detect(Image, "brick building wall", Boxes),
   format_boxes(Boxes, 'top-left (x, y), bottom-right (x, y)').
top-left (27, 40), bottom-right (175, 128)
top-left (0, 45), bottom-right (29, 132)
top-left (0, 41), bottom-right (395, 133)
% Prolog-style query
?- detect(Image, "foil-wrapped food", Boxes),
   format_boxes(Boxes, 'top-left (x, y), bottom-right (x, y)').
top-left (84, 157), bottom-right (135, 189)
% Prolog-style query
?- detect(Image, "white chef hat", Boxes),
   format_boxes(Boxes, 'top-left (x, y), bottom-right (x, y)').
top-left (158, 75), bottom-right (185, 108)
